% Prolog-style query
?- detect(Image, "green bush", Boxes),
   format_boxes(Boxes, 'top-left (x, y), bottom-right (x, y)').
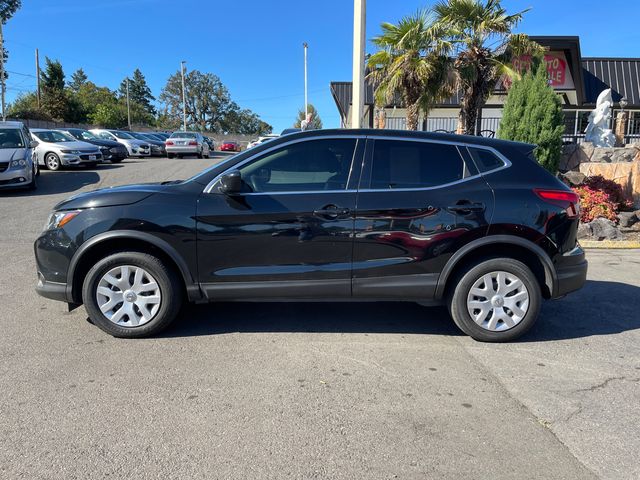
top-left (498, 63), bottom-right (565, 173)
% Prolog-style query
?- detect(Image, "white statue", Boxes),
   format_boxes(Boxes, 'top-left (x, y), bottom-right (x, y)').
top-left (585, 89), bottom-right (616, 147)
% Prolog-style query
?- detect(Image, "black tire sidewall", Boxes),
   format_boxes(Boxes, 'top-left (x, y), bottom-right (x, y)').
top-left (82, 252), bottom-right (183, 338)
top-left (449, 258), bottom-right (541, 342)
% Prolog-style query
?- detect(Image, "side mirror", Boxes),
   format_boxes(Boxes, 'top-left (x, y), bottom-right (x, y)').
top-left (29, 140), bottom-right (39, 148)
top-left (219, 170), bottom-right (242, 195)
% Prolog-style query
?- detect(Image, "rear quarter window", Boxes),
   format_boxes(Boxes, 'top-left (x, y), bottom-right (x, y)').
top-left (467, 147), bottom-right (506, 173)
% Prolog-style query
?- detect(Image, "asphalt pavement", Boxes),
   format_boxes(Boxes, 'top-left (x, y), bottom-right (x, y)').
top-left (0, 155), bottom-right (638, 479)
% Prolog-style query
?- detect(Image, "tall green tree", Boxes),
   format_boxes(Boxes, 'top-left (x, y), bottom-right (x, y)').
top-left (0, 0), bottom-right (22, 119)
top-left (158, 69), bottom-right (271, 134)
top-left (40, 57), bottom-right (68, 121)
top-left (498, 63), bottom-right (565, 173)
top-left (119, 68), bottom-right (156, 115)
top-left (367, 9), bottom-right (453, 131)
top-left (434, 0), bottom-right (542, 135)
top-left (68, 68), bottom-right (88, 92)
top-left (294, 104), bottom-right (323, 130)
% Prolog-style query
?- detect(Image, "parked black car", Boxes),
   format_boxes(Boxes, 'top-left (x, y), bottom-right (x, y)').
top-left (34, 129), bottom-right (587, 341)
top-left (57, 128), bottom-right (128, 163)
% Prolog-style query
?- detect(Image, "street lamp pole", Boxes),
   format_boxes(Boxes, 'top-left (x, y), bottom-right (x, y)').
top-left (180, 61), bottom-right (187, 131)
top-left (303, 42), bottom-right (308, 120)
top-left (125, 77), bottom-right (131, 131)
top-left (351, 0), bottom-right (366, 128)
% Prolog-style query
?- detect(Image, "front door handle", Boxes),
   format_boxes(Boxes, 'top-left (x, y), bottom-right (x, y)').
top-left (313, 205), bottom-right (351, 219)
top-left (447, 202), bottom-right (485, 213)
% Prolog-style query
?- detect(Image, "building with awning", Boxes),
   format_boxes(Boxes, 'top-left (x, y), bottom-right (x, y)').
top-left (330, 36), bottom-right (640, 144)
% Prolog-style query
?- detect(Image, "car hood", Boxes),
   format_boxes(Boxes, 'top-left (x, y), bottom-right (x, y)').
top-left (38, 140), bottom-right (100, 151)
top-left (54, 183), bottom-right (171, 210)
top-left (81, 138), bottom-right (122, 148)
top-left (0, 147), bottom-right (27, 161)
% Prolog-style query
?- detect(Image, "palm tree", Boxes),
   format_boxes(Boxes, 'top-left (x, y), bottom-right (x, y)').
top-left (433, 0), bottom-right (543, 135)
top-left (367, 10), bottom-right (454, 131)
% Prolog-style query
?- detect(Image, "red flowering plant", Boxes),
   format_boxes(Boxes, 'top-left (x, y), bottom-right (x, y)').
top-left (571, 175), bottom-right (632, 223)
top-left (581, 175), bottom-right (633, 210)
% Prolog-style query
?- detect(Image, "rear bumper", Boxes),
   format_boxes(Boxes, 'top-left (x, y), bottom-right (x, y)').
top-left (166, 146), bottom-right (200, 154)
top-left (553, 246), bottom-right (588, 298)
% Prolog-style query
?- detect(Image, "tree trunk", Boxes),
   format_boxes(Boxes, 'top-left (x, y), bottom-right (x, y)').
top-left (406, 102), bottom-right (420, 131)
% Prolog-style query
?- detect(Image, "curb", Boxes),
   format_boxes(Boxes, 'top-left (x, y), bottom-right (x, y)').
top-left (581, 240), bottom-right (640, 249)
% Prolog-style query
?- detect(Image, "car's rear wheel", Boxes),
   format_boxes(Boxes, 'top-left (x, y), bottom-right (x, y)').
top-left (448, 258), bottom-right (541, 342)
top-left (45, 153), bottom-right (61, 171)
top-left (82, 252), bottom-right (183, 338)
top-left (167, 153), bottom-right (175, 159)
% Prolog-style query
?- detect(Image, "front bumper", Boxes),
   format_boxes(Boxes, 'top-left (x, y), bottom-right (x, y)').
top-left (35, 272), bottom-right (69, 303)
top-left (60, 153), bottom-right (103, 165)
top-left (129, 145), bottom-right (151, 157)
top-left (553, 245), bottom-right (588, 298)
top-left (0, 166), bottom-right (32, 188)
top-left (100, 148), bottom-right (128, 161)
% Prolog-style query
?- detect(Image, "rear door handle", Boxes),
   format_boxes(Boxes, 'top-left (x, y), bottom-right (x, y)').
top-left (313, 205), bottom-right (351, 219)
top-left (447, 202), bottom-right (485, 213)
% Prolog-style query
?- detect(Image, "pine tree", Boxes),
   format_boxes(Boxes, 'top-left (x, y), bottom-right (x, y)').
top-left (40, 57), bottom-right (68, 121)
top-left (294, 104), bottom-right (323, 130)
top-left (68, 68), bottom-right (88, 92)
top-left (119, 68), bottom-right (156, 116)
top-left (498, 63), bottom-right (565, 173)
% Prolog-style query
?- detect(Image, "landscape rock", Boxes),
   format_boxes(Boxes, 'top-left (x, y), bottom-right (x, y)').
top-left (577, 222), bottom-right (593, 239)
top-left (617, 211), bottom-right (639, 228)
top-left (591, 147), bottom-right (616, 163)
top-left (588, 217), bottom-right (622, 240)
top-left (610, 148), bottom-right (638, 163)
top-left (560, 171), bottom-right (586, 186)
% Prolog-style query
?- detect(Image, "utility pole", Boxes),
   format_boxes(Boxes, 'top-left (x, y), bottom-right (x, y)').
top-left (303, 42), bottom-right (308, 120)
top-left (125, 77), bottom-right (131, 131)
top-left (180, 61), bottom-right (187, 131)
top-left (0, 21), bottom-right (5, 121)
top-left (35, 49), bottom-right (41, 109)
top-left (351, 0), bottom-right (366, 129)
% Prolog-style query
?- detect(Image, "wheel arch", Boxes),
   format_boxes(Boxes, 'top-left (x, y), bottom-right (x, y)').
top-left (435, 235), bottom-right (557, 300)
top-left (67, 230), bottom-right (202, 304)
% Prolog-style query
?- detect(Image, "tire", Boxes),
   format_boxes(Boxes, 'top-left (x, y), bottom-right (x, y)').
top-left (167, 153), bottom-right (175, 159)
top-left (27, 166), bottom-right (37, 190)
top-left (448, 257), bottom-right (541, 342)
top-left (82, 252), bottom-right (184, 338)
top-left (45, 153), bottom-right (61, 171)
top-left (110, 158), bottom-right (124, 164)
top-left (198, 149), bottom-right (205, 159)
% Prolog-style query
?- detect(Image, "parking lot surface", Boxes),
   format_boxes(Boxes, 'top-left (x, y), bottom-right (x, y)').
top-left (1, 156), bottom-right (639, 479)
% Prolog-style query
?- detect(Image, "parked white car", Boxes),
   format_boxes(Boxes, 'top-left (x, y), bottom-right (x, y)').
top-left (0, 121), bottom-right (38, 190)
top-left (90, 129), bottom-right (150, 158)
top-left (30, 129), bottom-right (102, 171)
top-left (247, 134), bottom-right (279, 149)
top-left (165, 131), bottom-right (210, 159)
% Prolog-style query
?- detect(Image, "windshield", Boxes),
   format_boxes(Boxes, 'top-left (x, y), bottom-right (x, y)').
top-left (34, 130), bottom-right (75, 143)
top-left (0, 129), bottom-right (25, 149)
top-left (73, 130), bottom-right (98, 141)
top-left (170, 132), bottom-right (197, 139)
top-left (112, 131), bottom-right (134, 139)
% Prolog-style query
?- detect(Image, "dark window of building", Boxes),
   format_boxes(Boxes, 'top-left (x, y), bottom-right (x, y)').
top-left (369, 140), bottom-right (465, 189)
top-left (239, 138), bottom-right (356, 193)
top-left (468, 148), bottom-right (505, 173)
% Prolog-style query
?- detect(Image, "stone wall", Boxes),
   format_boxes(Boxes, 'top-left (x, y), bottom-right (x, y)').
top-left (559, 143), bottom-right (640, 207)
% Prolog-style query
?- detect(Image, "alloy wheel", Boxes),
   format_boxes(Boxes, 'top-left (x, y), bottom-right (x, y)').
top-left (96, 265), bottom-right (162, 327)
top-left (46, 154), bottom-right (60, 170)
top-left (466, 271), bottom-right (530, 332)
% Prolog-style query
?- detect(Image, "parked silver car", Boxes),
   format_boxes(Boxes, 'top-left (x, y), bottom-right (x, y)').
top-left (0, 121), bottom-right (38, 190)
top-left (90, 129), bottom-right (150, 158)
top-left (165, 131), bottom-right (210, 158)
top-left (30, 129), bottom-right (102, 171)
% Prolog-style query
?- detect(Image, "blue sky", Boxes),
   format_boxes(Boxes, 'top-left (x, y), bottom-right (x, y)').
top-left (4, 0), bottom-right (640, 132)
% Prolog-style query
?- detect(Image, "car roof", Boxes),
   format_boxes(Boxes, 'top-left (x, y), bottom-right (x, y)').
top-left (0, 121), bottom-right (25, 129)
top-left (275, 128), bottom-right (535, 151)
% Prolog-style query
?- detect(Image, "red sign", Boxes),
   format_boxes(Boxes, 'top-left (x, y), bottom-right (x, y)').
top-left (505, 51), bottom-right (574, 90)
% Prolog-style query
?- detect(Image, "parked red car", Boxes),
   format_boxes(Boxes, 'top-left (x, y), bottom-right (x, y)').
top-left (220, 141), bottom-right (241, 152)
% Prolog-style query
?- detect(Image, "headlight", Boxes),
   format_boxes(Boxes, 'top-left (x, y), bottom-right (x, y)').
top-left (44, 210), bottom-right (82, 231)
top-left (9, 159), bottom-right (27, 168)
top-left (61, 150), bottom-right (82, 154)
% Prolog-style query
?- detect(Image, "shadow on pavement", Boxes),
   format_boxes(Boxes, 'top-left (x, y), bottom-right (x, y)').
top-left (522, 280), bottom-right (640, 342)
top-left (0, 169), bottom-right (103, 197)
top-left (164, 302), bottom-right (460, 338)
top-left (162, 280), bottom-right (640, 340)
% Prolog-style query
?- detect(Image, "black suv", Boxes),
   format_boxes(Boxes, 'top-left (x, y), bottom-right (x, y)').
top-left (34, 129), bottom-right (587, 341)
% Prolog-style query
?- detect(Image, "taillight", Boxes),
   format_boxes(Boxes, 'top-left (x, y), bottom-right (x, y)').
top-left (188, 141), bottom-right (198, 146)
top-left (534, 189), bottom-right (580, 218)
top-left (165, 140), bottom-right (174, 146)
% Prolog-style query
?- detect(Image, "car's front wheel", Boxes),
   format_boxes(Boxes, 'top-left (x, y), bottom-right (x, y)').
top-left (82, 252), bottom-right (183, 338)
top-left (448, 258), bottom-right (541, 342)
top-left (45, 153), bottom-right (61, 171)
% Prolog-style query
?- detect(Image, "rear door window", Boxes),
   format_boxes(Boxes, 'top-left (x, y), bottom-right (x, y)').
top-left (368, 140), bottom-right (465, 189)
